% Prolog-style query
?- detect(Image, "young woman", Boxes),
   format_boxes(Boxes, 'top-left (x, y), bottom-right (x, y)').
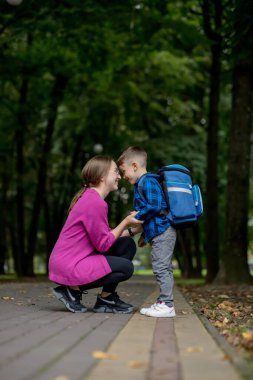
top-left (48, 155), bottom-right (143, 314)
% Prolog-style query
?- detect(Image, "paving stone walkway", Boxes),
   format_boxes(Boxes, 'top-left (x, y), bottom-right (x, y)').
top-left (0, 276), bottom-right (246, 380)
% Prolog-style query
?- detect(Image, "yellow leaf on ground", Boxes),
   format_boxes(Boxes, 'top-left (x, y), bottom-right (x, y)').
top-left (242, 331), bottom-right (253, 340)
top-left (223, 355), bottom-right (232, 362)
top-left (185, 346), bottom-right (203, 353)
top-left (53, 376), bottom-right (71, 380)
top-left (214, 320), bottom-right (223, 328)
top-left (128, 360), bottom-right (146, 368)
top-left (233, 311), bottom-right (243, 317)
top-left (217, 301), bottom-right (234, 312)
top-left (223, 317), bottom-right (230, 325)
top-left (92, 351), bottom-right (118, 360)
top-left (1, 296), bottom-right (14, 301)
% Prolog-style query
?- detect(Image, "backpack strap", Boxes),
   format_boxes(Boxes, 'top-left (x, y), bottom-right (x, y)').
top-left (137, 175), bottom-right (146, 201)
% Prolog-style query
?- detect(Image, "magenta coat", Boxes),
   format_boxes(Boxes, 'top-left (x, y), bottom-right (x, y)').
top-left (48, 188), bottom-right (116, 286)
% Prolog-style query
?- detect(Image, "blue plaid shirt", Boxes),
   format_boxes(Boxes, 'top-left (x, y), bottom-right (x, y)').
top-left (134, 173), bottom-right (171, 243)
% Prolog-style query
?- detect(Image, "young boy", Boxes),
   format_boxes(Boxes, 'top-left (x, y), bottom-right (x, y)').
top-left (117, 146), bottom-right (176, 318)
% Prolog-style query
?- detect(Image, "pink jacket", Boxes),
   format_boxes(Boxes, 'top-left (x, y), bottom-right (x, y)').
top-left (48, 188), bottom-right (116, 286)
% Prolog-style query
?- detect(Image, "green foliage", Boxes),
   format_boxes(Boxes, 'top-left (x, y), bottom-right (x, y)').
top-left (0, 0), bottom-right (252, 276)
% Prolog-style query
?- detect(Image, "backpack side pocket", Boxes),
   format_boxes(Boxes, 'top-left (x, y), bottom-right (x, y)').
top-left (192, 185), bottom-right (203, 218)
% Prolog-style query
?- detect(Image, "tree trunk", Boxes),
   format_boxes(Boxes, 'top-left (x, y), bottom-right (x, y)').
top-left (205, 41), bottom-right (222, 282)
top-left (221, 0), bottom-right (253, 284)
top-left (193, 224), bottom-right (202, 277)
top-left (201, 0), bottom-right (222, 282)
top-left (177, 230), bottom-right (196, 278)
top-left (0, 154), bottom-right (8, 274)
top-left (15, 76), bottom-right (28, 276)
top-left (222, 64), bottom-right (253, 283)
top-left (26, 75), bottom-right (67, 275)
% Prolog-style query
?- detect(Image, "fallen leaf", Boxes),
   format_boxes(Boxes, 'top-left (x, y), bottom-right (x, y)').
top-left (242, 331), bottom-right (253, 341)
top-left (232, 311), bottom-right (243, 317)
top-left (223, 317), bottom-right (230, 325)
top-left (53, 376), bottom-right (71, 380)
top-left (186, 346), bottom-right (203, 353)
top-left (179, 285), bottom-right (253, 360)
top-left (223, 355), bottom-right (232, 362)
top-left (92, 351), bottom-right (118, 360)
top-left (214, 321), bottom-right (223, 328)
top-left (1, 296), bottom-right (14, 301)
top-left (217, 301), bottom-right (234, 312)
top-left (128, 360), bottom-right (146, 368)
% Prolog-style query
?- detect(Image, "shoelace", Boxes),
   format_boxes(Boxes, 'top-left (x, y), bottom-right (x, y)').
top-left (73, 290), bottom-right (88, 304)
top-left (144, 302), bottom-right (163, 310)
top-left (154, 304), bottom-right (163, 310)
top-left (148, 303), bottom-right (158, 309)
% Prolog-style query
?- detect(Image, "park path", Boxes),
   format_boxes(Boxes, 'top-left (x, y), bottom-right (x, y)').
top-left (0, 276), bottom-right (245, 380)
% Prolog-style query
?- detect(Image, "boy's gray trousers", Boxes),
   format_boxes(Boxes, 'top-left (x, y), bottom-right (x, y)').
top-left (150, 226), bottom-right (177, 306)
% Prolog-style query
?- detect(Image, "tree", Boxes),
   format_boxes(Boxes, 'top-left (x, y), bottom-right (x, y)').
top-left (222, 0), bottom-right (253, 284)
top-left (0, 0), bottom-right (226, 276)
top-left (201, 0), bottom-right (223, 282)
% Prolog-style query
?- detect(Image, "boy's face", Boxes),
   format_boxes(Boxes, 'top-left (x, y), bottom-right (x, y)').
top-left (119, 161), bottom-right (139, 185)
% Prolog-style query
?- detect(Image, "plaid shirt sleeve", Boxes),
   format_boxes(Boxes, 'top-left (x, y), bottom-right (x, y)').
top-left (135, 178), bottom-right (163, 221)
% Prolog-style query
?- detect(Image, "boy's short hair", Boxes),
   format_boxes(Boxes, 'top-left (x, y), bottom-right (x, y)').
top-left (117, 146), bottom-right (147, 168)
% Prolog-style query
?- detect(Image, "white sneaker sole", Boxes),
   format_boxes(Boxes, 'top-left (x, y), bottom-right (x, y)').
top-left (140, 306), bottom-right (176, 318)
top-left (140, 311), bottom-right (176, 318)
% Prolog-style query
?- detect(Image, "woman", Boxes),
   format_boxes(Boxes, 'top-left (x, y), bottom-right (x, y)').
top-left (48, 155), bottom-right (142, 314)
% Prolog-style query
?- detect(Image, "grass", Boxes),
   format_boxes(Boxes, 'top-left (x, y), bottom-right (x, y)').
top-left (1, 268), bottom-right (252, 286)
top-left (0, 273), bottom-right (48, 282)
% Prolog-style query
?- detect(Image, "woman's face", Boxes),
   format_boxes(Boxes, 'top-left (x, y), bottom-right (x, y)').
top-left (104, 161), bottom-right (121, 192)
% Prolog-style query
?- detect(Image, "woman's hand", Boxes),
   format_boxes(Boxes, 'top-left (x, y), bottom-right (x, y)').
top-left (125, 211), bottom-right (143, 226)
top-left (111, 211), bottom-right (143, 240)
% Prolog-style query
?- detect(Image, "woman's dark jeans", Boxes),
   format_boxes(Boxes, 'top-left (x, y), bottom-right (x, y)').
top-left (79, 237), bottom-right (136, 293)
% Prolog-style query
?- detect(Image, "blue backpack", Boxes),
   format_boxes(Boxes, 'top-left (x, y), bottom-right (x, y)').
top-left (138, 164), bottom-right (203, 229)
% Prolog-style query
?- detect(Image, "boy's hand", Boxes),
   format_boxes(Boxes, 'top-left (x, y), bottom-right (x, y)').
top-left (138, 236), bottom-right (145, 247)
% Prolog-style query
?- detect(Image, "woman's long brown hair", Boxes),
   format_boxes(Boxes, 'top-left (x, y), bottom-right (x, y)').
top-left (68, 155), bottom-right (113, 213)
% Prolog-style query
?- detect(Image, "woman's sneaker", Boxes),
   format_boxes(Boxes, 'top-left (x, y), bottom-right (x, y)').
top-left (140, 301), bottom-right (176, 318)
top-left (52, 285), bottom-right (87, 313)
top-left (93, 292), bottom-right (134, 314)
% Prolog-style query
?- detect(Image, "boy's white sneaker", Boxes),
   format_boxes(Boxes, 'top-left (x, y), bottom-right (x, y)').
top-left (140, 301), bottom-right (176, 318)
top-left (140, 302), bottom-right (157, 315)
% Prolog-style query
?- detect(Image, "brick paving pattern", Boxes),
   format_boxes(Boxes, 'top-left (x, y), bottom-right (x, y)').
top-left (0, 276), bottom-right (243, 380)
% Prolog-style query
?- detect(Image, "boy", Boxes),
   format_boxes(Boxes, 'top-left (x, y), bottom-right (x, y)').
top-left (117, 146), bottom-right (176, 318)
